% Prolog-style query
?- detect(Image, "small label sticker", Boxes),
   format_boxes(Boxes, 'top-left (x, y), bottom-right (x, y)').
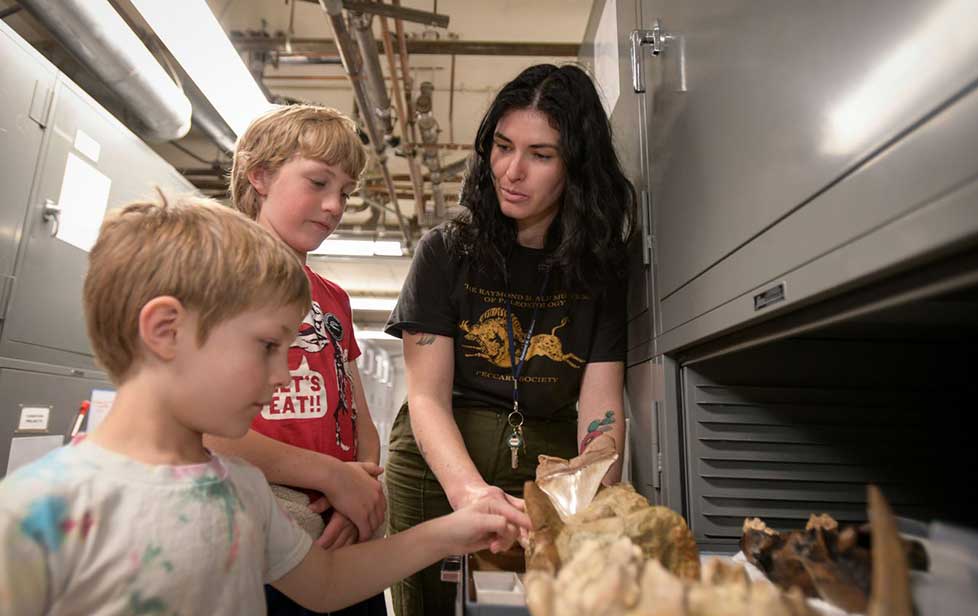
top-left (17, 406), bottom-right (50, 432)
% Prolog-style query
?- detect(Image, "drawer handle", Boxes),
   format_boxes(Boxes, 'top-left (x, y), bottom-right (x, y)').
top-left (42, 199), bottom-right (61, 237)
top-left (754, 282), bottom-right (786, 311)
top-left (630, 22), bottom-right (664, 93)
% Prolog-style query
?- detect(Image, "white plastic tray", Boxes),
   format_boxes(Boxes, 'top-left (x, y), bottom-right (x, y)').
top-left (472, 570), bottom-right (526, 606)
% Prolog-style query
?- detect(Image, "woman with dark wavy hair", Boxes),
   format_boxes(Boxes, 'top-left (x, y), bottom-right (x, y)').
top-left (384, 63), bottom-right (637, 615)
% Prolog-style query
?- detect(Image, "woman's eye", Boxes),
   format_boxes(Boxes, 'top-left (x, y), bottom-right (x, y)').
top-left (493, 142), bottom-right (511, 152)
top-left (534, 153), bottom-right (553, 160)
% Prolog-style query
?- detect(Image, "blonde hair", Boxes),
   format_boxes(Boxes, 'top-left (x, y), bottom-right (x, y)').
top-left (83, 192), bottom-right (310, 383)
top-left (230, 104), bottom-right (368, 220)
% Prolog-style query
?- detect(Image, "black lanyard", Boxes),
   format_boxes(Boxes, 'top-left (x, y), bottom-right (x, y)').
top-left (503, 266), bottom-right (551, 414)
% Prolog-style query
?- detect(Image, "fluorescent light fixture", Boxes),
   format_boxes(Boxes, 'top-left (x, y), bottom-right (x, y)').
top-left (311, 238), bottom-right (405, 257)
top-left (131, 0), bottom-right (274, 135)
top-left (354, 329), bottom-right (399, 341)
top-left (349, 297), bottom-right (398, 312)
top-left (372, 240), bottom-right (405, 256)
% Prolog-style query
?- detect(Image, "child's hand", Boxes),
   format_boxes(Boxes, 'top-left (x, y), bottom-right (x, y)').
top-left (315, 511), bottom-right (359, 550)
top-left (452, 483), bottom-right (526, 517)
top-left (322, 461), bottom-right (385, 540)
top-left (439, 496), bottom-right (533, 555)
top-left (308, 494), bottom-right (330, 514)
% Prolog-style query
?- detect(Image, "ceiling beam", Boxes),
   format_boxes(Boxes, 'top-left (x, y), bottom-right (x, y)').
top-left (230, 34), bottom-right (579, 57)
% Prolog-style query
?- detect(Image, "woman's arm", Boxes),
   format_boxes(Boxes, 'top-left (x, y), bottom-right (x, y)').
top-left (402, 330), bottom-right (484, 507)
top-left (577, 360), bottom-right (626, 483)
top-left (401, 330), bottom-right (525, 523)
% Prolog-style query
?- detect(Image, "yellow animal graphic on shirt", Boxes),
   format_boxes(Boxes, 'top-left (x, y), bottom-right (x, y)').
top-left (459, 307), bottom-right (584, 369)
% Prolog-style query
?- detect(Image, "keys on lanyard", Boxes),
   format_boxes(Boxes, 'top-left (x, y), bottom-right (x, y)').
top-left (508, 408), bottom-right (526, 469)
top-left (503, 264), bottom-right (549, 470)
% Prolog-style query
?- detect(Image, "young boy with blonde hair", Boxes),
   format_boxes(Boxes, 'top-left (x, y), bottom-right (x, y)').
top-left (0, 195), bottom-right (527, 615)
top-left (207, 104), bottom-right (396, 615)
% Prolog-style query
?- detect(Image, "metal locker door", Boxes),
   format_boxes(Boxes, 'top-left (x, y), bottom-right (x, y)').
top-left (581, 0), bottom-right (657, 363)
top-left (636, 0), bottom-right (978, 303)
top-left (1, 76), bottom-right (192, 369)
top-left (624, 359), bottom-right (660, 503)
top-left (0, 21), bottom-right (56, 308)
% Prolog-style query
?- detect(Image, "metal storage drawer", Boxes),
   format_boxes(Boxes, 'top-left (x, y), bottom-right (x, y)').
top-left (640, 0), bottom-right (978, 301)
top-left (658, 82), bottom-right (978, 352)
top-left (0, 361), bottom-right (111, 476)
top-left (623, 0), bottom-right (978, 351)
top-left (454, 552), bottom-right (529, 616)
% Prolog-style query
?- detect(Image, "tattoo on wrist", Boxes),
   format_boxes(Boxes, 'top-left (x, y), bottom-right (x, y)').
top-left (580, 410), bottom-right (616, 453)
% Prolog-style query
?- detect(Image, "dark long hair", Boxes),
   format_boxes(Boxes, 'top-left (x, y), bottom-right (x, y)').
top-left (448, 64), bottom-right (637, 291)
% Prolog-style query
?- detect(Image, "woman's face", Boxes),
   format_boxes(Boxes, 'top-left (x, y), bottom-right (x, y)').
top-left (490, 108), bottom-right (566, 231)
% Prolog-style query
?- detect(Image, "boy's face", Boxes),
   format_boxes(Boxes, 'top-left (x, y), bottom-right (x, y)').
top-left (254, 157), bottom-right (356, 256)
top-left (171, 302), bottom-right (304, 439)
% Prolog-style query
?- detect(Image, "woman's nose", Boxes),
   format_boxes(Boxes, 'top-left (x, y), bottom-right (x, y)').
top-left (505, 155), bottom-right (526, 181)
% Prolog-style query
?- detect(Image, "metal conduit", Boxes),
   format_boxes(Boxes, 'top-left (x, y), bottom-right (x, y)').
top-left (392, 1), bottom-right (419, 146)
top-left (415, 81), bottom-right (448, 220)
top-left (18, 0), bottom-right (192, 142)
top-left (379, 16), bottom-right (425, 221)
top-left (350, 12), bottom-right (395, 139)
top-left (317, 0), bottom-right (411, 251)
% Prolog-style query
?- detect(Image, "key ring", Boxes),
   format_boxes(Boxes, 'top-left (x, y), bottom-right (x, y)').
top-left (507, 409), bottom-right (524, 429)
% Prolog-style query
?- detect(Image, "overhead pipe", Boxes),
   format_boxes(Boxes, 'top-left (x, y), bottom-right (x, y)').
top-left (175, 68), bottom-right (237, 154)
top-left (350, 11), bottom-right (395, 141)
top-left (350, 4), bottom-right (429, 222)
top-left (189, 96), bottom-right (237, 153)
top-left (392, 0), bottom-right (420, 146)
top-left (18, 0), bottom-right (191, 142)
top-left (415, 81), bottom-right (448, 220)
top-left (317, 0), bottom-right (412, 251)
top-left (379, 16), bottom-right (425, 221)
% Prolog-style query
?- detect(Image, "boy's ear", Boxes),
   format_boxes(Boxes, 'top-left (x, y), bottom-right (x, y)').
top-left (138, 296), bottom-right (187, 361)
top-left (247, 166), bottom-right (269, 197)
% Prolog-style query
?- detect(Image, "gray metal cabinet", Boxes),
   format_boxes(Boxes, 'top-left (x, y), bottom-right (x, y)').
top-left (582, 0), bottom-right (657, 365)
top-left (0, 363), bottom-right (111, 475)
top-left (582, 0), bottom-right (667, 497)
top-left (679, 336), bottom-right (976, 551)
top-left (0, 22), bottom-right (55, 305)
top-left (1, 73), bottom-right (192, 369)
top-left (636, 0), bottom-right (978, 349)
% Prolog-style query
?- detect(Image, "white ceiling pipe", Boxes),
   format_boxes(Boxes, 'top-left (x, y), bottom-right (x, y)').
top-left (19, 0), bottom-right (192, 142)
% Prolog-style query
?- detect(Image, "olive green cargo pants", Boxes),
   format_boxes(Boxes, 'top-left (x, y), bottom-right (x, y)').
top-left (385, 403), bottom-right (577, 616)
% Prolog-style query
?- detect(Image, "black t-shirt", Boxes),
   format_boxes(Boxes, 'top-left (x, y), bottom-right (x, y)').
top-left (385, 225), bottom-right (627, 418)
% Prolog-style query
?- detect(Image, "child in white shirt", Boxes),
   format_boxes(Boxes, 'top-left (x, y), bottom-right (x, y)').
top-left (0, 194), bottom-right (527, 615)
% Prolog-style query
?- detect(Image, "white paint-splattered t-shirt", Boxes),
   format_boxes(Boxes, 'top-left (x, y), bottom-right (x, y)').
top-left (0, 439), bottom-right (313, 615)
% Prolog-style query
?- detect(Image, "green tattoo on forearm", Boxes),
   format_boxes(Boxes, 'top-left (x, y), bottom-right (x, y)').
top-left (580, 410), bottom-right (615, 453)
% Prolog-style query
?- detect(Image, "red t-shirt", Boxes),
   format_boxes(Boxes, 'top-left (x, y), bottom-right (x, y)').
top-left (251, 267), bottom-right (362, 462)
